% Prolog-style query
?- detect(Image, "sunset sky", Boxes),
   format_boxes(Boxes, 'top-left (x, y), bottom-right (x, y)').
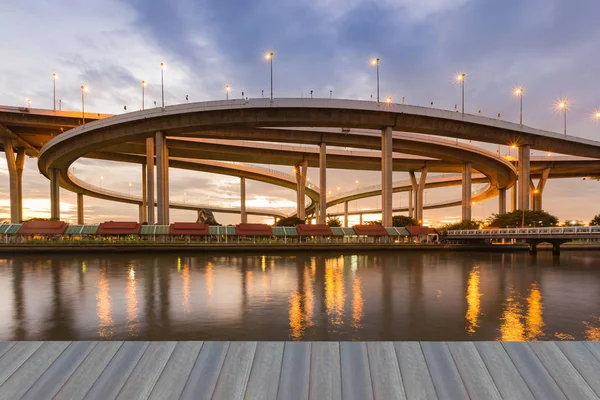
top-left (1, 0), bottom-right (599, 225)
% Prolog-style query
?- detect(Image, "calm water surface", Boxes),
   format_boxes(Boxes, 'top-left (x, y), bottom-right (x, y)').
top-left (0, 251), bottom-right (599, 341)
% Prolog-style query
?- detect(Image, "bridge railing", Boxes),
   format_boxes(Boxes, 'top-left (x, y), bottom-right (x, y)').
top-left (446, 226), bottom-right (600, 236)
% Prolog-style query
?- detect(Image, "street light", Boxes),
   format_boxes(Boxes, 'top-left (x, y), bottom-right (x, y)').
top-left (265, 52), bottom-right (274, 100)
top-left (225, 85), bottom-right (230, 100)
top-left (371, 58), bottom-right (380, 103)
top-left (142, 81), bottom-right (146, 110)
top-left (81, 85), bottom-right (88, 124)
top-left (160, 62), bottom-right (165, 108)
top-left (514, 87), bottom-right (524, 126)
top-left (556, 99), bottom-right (568, 136)
top-left (52, 73), bottom-right (57, 111)
top-left (456, 73), bottom-right (465, 116)
top-left (385, 96), bottom-right (392, 104)
top-left (594, 110), bottom-right (600, 121)
top-left (26, 98), bottom-right (31, 109)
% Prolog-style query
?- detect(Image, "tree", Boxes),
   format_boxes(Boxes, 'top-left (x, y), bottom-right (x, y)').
top-left (392, 215), bottom-right (419, 227)
top-left (563, 220), bottom-right (584, 227)
top-left (365, 220), bottom-right (382, 225)
top-left (486, 210), bottom-right (559, 228)
top-left (275, 216), bottom-right (305, 226)
top-left (326, 216), bottom-right (342, 227)
top-left (591, 215), bottom-right (600, 226)
top-left (442, 219), bottom-right (483, 231)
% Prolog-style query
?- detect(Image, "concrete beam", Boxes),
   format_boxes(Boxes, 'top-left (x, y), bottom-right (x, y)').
top-left (319, 142), bottom-right (327, 224)
top-left (381, 126), bottom-right (393, 226)
top-left (146, 137), bottom-right (155, 224)
top-left (0, 124), bottom-right (39, 155)
top-left (518, 145), bottom-right (531, 211)
top-left (240, 177), bottom-right (247, 223)
top-left (77, 193), bottom-right (84, 224)
top-left (462, 163), bottom-right (472, 221)
top-left (50, 168), bottom-right (60, 220)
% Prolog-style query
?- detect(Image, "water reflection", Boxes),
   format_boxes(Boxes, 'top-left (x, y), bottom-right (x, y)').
top-left (0, 251), bottom-right (598, 341)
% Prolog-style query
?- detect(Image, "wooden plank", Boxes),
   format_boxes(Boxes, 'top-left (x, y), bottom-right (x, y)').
top-left (557, 342), bottom-right (600, 397)
top-left (474, 342), bottom-right (534, 400)
top-left (148, 342), bottom-right (203, 400)
top-left (584, 342), bottom-right (600, 362)
top-left (116, 342), bottom-right (177, 400)
top-left (180, 341), bottom-right (230, 400)
top-left (393, 342), bottom-right (437, 400)
top-left (502, 342), bottom-right (567, 400)
top-left (277, 342), bottom-right (311, 400)
top-left (0, 342), bottom-right (16, 359)
top-left (0, 341), bottom-right (70, 399)
top-left (529, 342), bottom-right (597, 400)
top-left (54, 342), bottom-right (123, 400)
top-left (21, 342), bottom-right (97, 400)
top-left (83, 341), bottom-right (149, 400)
top-left (0, 342), bottom-right (43, 386)
top-left (447, 342), bottom-right (502, 400)
top-left (340, 342), bottom-right (374, 400)
top-left (366, 342), bottom-right (405, 400)
top-left (421, 342), bottom-right (469, 400)
top-left (309, 342), bottom-right (342, 400)
top-left (245, 342), bottom-right (284, 400)
top-left (212, 342), bottom-right (257, 400)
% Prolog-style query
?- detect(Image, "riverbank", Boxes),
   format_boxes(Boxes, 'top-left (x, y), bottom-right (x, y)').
top-left (0, 242), bottom-right (598, 254)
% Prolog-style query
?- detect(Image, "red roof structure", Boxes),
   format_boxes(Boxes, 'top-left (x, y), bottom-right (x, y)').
top-left (236, 223), bottom-right (273, 236)
top-left (296, 224), bottom-right (333, 236)
top-left (169, 222), bottom-right (209, 235)
top-left (18, 220), bottom-right (67, 235)
top-left (96, 221), bottom-right (141, 235)
top-left (405, 226), bottom-right (438, 236)
top-left (352, 225), bottom-right (389, 236)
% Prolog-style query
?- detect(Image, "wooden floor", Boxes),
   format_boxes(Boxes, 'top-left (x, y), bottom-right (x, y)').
top-left (0, 342), bottom-right (599, 400)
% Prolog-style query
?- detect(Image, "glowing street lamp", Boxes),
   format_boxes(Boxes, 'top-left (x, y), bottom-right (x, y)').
top-left (160, 62), bottom-right (165, 108)
top-left (52, 73), bottom-right (57, 111)
top-left (556, 99), bottom-right (568, 136)
top-left (385, 96), bottom-right (392, 104)
top-left (26, 98), bottom-right (31, 109)
top-left (225, 85), bottom-right (230, 100)
top-left (81, 85), bottom-right (88, 124)
top-left (265, 52), bottom-right (274, 100)
top-left (514, 87), bottom-right (524, 126)
top-left (456, 73), bottom-right (465, 116)
top-left (142, 81), bottom-right (146, 110)
top-left (371, 58), bottom-right (380, 103)
top-left (594, 110), bottom-right (600, 120)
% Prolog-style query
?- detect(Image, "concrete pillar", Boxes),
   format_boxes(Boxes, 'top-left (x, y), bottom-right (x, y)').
top-left (141, 163), bottom-right (148, 223)
top-left (461, 163), bottom-right (472, 221)
top-left (498, 188), bottom-right (507, 215)
top-left (344, 201), bottom-right (349, 227)
top-left (408, 188), bottom-right (414, 219)
top-left (240, 177), bottom-right (247, 223)
top-left (417, 168), bottom-right (428, 223)
top-left (531, 168), bottom-right (550, 211)
top-left (359, 214), bottom-right (363, 225)
top-left (3, 139), bottom-right (20, 223)
top-left (155, 131), bottom-right (169, 225)
top-left (77, 193), bottom-right (84, 224)
top-left (518, 145), bottom-right (531, 211)
top-left (510, 185), bottom-right (517, 212)
top-left (50, 168), bottom-right (60, 220)
top-left (319, 142), bottom-right (327, 224)
top-left (138, 204), bottom-right (144, 224)
top-left (146, 137), bottom-right (155, 224)
top-left (381, 126), bottom-right (393, 226)
top-left (294, 160), bottom-right (308, 220)
top-left (16, 149), bottom-right (25, 222)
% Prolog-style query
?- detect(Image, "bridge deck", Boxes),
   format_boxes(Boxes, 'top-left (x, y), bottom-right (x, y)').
top-left (0, 341), bottom-right (599, 399)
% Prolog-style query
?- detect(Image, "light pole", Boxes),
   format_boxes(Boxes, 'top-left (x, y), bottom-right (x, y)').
top-left (81, 85), bottom-right (88, 124)
top-left (557, 100), bottom-right (568, 136)
top-left (52, 73), bottom-right (57, 111)
top-left (456, 73), bottom-right (465, 116)
top-left (225, 85), bottom-right (230, 100)
top-left (160, 62), bottom-right (165, 108)
top-left (514, 87), bottom-right (523, 126)
top-left (142, 81), bottom-right (146, 110)
top-left (265, 52), bottom-right (274, 100)
top-left (371, 58), bottom-right (380, 103)
top-left (26, 98), bottom-right (31, 109)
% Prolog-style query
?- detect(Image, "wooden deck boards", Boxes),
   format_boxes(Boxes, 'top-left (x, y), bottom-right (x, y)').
top-left (0, 341), bottom-right (598, 400)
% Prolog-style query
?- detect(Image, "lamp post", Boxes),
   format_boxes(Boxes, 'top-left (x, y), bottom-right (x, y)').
top-left (557, 100), bottom-right (568, 136)
top-left (81, 85), bottom-right (88, 124)
top-left (225, 85), bottom-right (230, 100)
top-left (371, 58), bottom-right (380, 103)
top-left (456, 73), bottom-right (465, 116)
top-left (52, 73), bottom-right (57, 111)
top-left (142, 81), bottom-right (146, 110)
top-left (160, 62), bottom-right (165, 108)
top-left (514, 87), bottom-right (523, 127)
top-left (265, 52), bottom-right (274, 100)
top-left (26, 98), bottom-right (31, 109)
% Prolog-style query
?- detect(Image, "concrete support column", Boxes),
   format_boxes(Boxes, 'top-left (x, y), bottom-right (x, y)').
top-left (359, 214), bottom-right (363, 225)
top-left (77, 193), bottom-right (84, 224)
top-left (532, 168), bottom-right (550, 211)
top-left (518, 145), bottom-right (531, 211)
top-left (510, 185), bottom-right (517, 212)
top-left (141, 163), bottom-right (148, 223)
top-left (138, 204), bottom-right (144, 224)
top-left (417, 168), bottom-right (428, 223)
top-left (498, 188), bottom-right (507, 215)
top-left (50, 168), bottom-right (60, 220)
top-left (318, 142), bottom-right (327, 224)
top-left (146, 137), bottom-right (155, 225)
top-left (294, 160), bottom-right (308, 220)
top-left (3, 139), bottom-right (20, 223)
top-left (381, 126), bottom-right (393, 227)
top-left (461, 163), bottom-right (472, 221)
top-left (344, 201), bottom-right (349, 227)
top-left (240, 177), bottom-right (247, 223)
top-left (155, 131), bottom-right (169, 225)
top-left (408, 189), bottom-right (414, 219)
top-left (15, 149), bottom-right (25, 222)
